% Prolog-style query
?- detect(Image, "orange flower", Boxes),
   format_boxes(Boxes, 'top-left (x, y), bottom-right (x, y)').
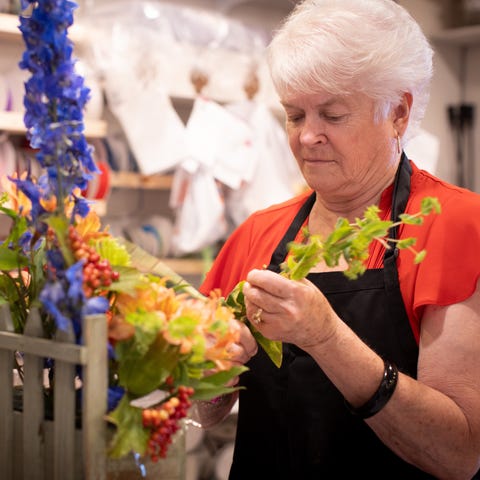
top-left (40, 195), bottom-right (57, 212)
top-left (108, 314), bottom-right (135, 344)
top-left (163, 295), bottom-right (240, 370)
top-left (203, 301), bottom-right (241, 370)
top-left (75, 208), bottom-right (110, 242)
top-left (115, 278), bottom-right (181, 318)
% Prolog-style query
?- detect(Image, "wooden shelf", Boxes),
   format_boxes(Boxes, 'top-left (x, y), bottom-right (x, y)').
top-left (109, 171), bottom-right (173, 190)
top-left (0, 12), bottom-right (20, 41)
top-left (431, 24), bottom-right (480, 46)
top-left (161, 258), bottom-right (206, 276)
top-left (0, 111), bottom-right (107, 138)
top-left (0, 12), bottom-right (84, 44)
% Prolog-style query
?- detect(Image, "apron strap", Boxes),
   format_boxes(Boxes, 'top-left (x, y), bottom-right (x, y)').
top-left (385, 152), bottom-right (412, 255)
top-left (384, 152), bottom-right (412, 292)
top-left (267, 191), bottom-right (316, 273)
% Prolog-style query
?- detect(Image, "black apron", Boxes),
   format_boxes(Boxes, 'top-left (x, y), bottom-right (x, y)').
top-left (229, 154), bottom-right (437, 479)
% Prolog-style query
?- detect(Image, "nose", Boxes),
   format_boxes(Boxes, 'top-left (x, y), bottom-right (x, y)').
top-left (299, 117), bottom-right (327, 147)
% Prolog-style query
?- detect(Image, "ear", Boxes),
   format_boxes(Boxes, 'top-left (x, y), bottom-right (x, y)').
top-left (392, 92), bottom-right (412, 136)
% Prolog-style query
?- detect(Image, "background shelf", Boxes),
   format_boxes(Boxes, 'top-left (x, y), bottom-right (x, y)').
top-left (0, 12), bottom-right (84, 44)
top-left (0, 111), bottom-right (107, 138)
top-left (109, 171), bottom-right (173, 190)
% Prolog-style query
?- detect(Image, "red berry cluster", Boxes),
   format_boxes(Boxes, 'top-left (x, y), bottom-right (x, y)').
top-left (68, 225), bottom-right (119, 297)
top-left (142, 386), bottom-right (195, 461)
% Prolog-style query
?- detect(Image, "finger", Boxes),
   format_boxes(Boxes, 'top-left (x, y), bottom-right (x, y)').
top-left (238, 323), bottom-right (259, 353)
top-left (225, 376), bottom-right (239, 387)
top-left (246, 269), bottom-right (291, 297)
top-left (227, 342), bottom-right (257, 364)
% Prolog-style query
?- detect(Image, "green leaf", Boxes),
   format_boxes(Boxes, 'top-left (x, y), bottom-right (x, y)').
top-left (104, 266), bottom-right (147, 295)
top-left (107, 394), bottom-right (149, 459)
top-left (190, 365), bottom-right (248, 401)
top-left (167, 315), bottom-right (207, 364)
top-left (0, 247), bottom-right (29, 270)
top-left (398, 213), bottom-right (424, 225)
top-left (45, 214), bottom-right (75, 265)
top-left (414, 250), bottom-right (427, 263)
top-left (282, 233), bottom-right (324, 280)
top-left (197, 365), bottom-right (248, 385)
top-left (225, 281), bottom-right (246, 320)
top-left (253, 330), bottom-right (283, 367)
top-left (362, 204), bottom-right (382, 220)
top-left (116, 333), bottom-right (180, 396)
top-left (396, 237), bottom-right (417, 249)
top-left (420, 196), bottom-right (442, 215)
top-left (92, 236), bottom-right (131, 267)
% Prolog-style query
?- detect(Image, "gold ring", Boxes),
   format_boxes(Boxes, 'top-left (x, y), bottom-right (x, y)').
top-left (252, 308), bottom-right (263, 325)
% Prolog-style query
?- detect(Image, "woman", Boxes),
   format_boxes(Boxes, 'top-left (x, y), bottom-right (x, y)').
top-left (195, 0), bottom-right (480, 478)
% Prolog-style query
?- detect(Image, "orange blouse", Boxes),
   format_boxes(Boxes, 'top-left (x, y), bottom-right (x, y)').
top-left (200, 161), bottom-right (480, 343)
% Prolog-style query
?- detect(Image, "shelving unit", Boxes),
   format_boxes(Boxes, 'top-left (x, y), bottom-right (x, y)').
top-left (0, 12), bottom-right (84, 43)
top-left (0, 13), bottom-right (106, 138)
top-left (109, 171), bottom-right (173, 190)
top-left (0, 111), bottom-right (107, 138)
top-left (0, 12), bottom-right (21, 41)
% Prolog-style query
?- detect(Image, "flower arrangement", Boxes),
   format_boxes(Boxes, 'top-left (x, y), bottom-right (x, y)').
top-left (0, 0), bottom-right (441, 467)
top-left (0, 0), bottom-right (243, 463)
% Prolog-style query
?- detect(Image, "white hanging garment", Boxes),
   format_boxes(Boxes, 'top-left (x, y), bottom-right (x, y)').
top-left (224, 100), bottom-right (304, 227)
top-left (168, 96), bottom-right (254, 255)
top-left (178, 96), bottom-right (253, 189)
top-left (169, 165), bottom-right (228, 256)
top-left (103, 67), bottom-right (187, 175)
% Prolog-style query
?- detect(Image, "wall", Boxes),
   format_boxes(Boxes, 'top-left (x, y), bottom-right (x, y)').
top-left (399, 0), bottom-right (479, 190)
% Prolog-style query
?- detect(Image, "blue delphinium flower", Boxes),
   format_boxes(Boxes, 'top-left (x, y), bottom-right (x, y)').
top-left (18, 0), bottom-right (98, 214)
top-left (16, 0), bottom-right (100, 338)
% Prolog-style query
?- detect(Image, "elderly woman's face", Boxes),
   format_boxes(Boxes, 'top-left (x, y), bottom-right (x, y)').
top-left (281, 90), bottom-right (397, 200)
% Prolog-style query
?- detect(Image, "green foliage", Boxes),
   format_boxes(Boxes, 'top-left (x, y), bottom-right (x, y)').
top-left (116, 332), bottom-right (180, 397)
top-left (282, 196), bottom-right (441, 281)
top-left (92, 236), bottom-right (131, 267)
top-left (0, 199), bottom-right (47, 332)
top-left (229, 196), bottom-right (441, 366)
top-left (189, 365), bottom-right (248, 401)
top-left (107, 395), bottom-right (150, 459)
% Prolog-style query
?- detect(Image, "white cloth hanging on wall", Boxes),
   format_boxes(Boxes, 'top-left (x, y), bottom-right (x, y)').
top-left (177, 96), bottom-right (254, 187)
top-left (170, 166), bottom-right (228, 255)
top-left (103, 67), bottom-right (187, 175)
top-left (224, 100), bottom-right (304, 227)
top-left (169, 96), bottom-right (253, 255)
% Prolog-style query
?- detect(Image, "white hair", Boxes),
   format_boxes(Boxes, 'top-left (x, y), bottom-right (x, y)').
top-left (267, 0), bottom-right (434, 142)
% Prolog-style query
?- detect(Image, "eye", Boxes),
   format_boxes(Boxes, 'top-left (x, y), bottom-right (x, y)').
top-left (286, 113), bottom-right (304, 124)
top-left (323, 113), bottom-right (347, 123)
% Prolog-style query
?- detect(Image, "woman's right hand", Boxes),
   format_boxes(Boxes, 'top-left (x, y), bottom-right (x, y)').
top-left (225, 319), bottom-right (258, 386)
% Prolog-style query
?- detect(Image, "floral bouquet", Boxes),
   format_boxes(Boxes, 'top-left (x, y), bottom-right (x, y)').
top-left (0, 0), bottom-right (244, 463)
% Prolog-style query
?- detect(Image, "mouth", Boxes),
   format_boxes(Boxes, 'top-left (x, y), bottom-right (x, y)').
top-left (303, 157), bottom-right (335, 164)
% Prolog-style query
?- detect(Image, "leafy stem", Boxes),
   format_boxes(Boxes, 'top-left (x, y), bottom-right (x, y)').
top-left (232, 196), bottom-right (441, 366)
